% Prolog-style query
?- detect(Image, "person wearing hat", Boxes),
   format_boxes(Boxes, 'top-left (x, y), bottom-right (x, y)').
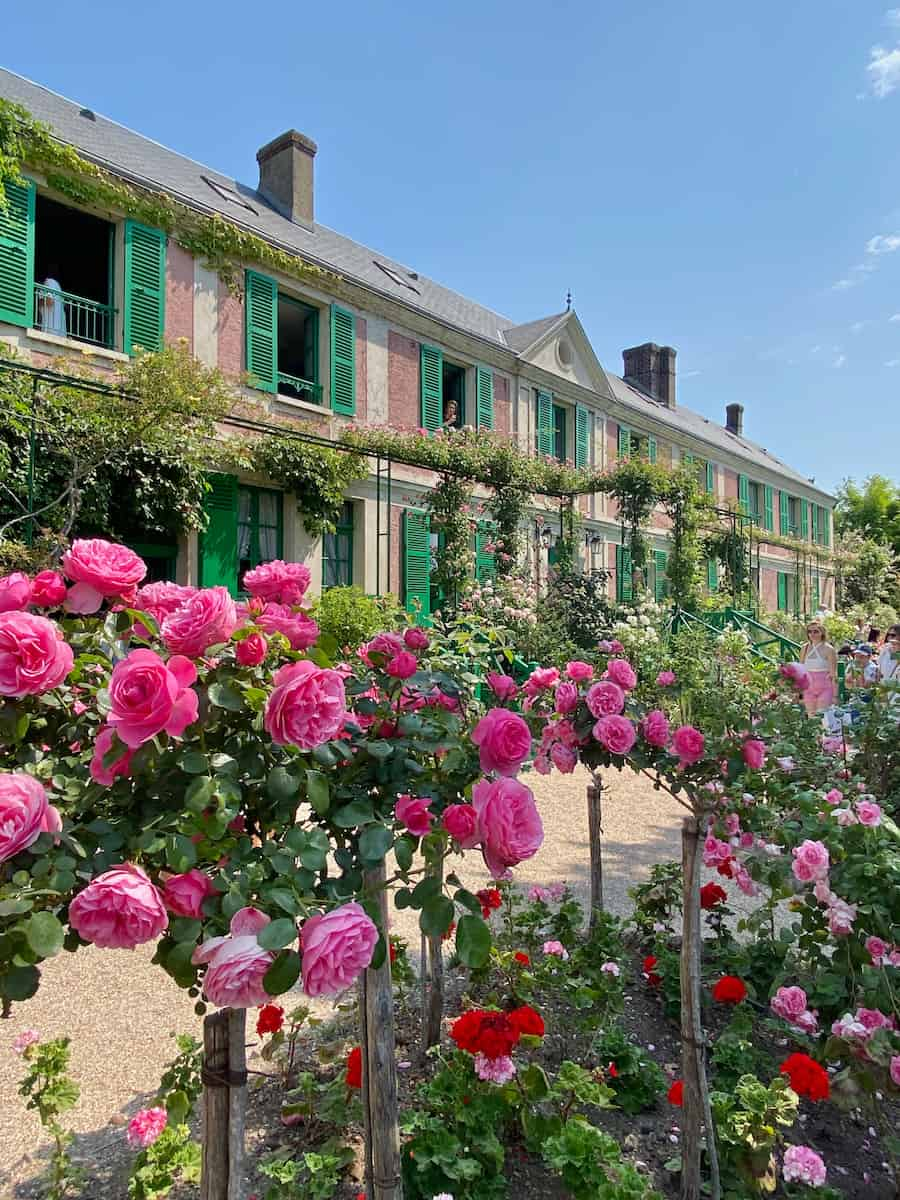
top-left (845, 644), bottom-right (877, 690)
top-left (878, 626), bottom-right (900, 683)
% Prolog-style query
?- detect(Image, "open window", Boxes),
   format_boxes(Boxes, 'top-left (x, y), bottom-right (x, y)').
top-left (322, 501), bottom-right (354, 588)
top-left (34, 195), bottom-right (115, 348)
top-left (237, 486), bottom-right (283, 593)
top-left (747, 481), bottom-right (763, 524)
top-left (277, 293), bottom-right (320, 403)
top-left (442, 360), bottom-right (466, 428)
top-left (553, 404), bottom-right (567, 462)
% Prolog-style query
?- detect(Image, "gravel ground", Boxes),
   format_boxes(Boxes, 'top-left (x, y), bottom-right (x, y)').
top-left (0, 765), bottom-right (684, 1195)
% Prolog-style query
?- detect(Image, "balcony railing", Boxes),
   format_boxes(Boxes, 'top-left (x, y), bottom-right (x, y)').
top-left (277, 371), bottom-right (323, 405)
top-left (33, 285), bottom-right (116, 350)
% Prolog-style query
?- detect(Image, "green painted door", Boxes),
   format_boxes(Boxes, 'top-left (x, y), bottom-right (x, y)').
top-left (198, 473), bottom-right (239, 594)
top-left (403, 510), bottom-right (431, 623)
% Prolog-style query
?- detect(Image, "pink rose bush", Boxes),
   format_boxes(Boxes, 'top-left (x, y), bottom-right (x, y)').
top-left (779, 661), bottom-right (810, 691)
top-left (605, 658), bottom-right (637, 691)
top-left (300, 901), bottom-right (378, 997)
top-left (30, 571), bottom-right (67, 608)
top-left (235, 632), bottom-right (268, 666)
top-left (0, 611), bottom-right (73, 697)
top-left (593, 714), bottom-right (637, 755)
top-left (672, 725), bottom-right (705, 765)
top-left (486, 672), bottom-right (517, 701)
top-left (161, 586), bottom-right (237, 656)
top-left (89, 725), bottom-right (135, 786)
top-left (254, 603), bottom-right (319, 651)
top-left (741, 738), bottom-right (766, 770)
top-left (242, 559), bottom-right (311, 605)
top-left (69, 864), bottom-right (168, 949)
top-left (472, 776), bottom-right (543, 878)
top-left (0, 572), bottom-right (32, 612)
top-left (586, 681), bottom-right (625, 718)
top-left (471, 708), bottom-right (532, 776)
top-left (641, 710), bottom-right (670, 748)
top-left (791, 840), bottom-right (830, 884)
top-left (107, 649), bottom-right (198, 747)
top-left (193, 907), bottom-right (275, 1007)
top-left (62, 538), bottom-right (146, 613)
top-left (264, 661), bottom-right (347, 749)
top-left (0, 773), bottom-right (61, 863)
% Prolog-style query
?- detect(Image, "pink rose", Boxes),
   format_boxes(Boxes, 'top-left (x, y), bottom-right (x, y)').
top-left (443, 803), bottom-right (479, 848)
top-left (89, 726), bottom-right (135, 787)
top-left (856, 799), bottom-right (882, 826)
top-left (395, 794), bottom-right (432, 837)
top-left (255, 603), bottom-right (319, 651)
top-left (404, 626), bottom-right (429, 651)
top-left (555, 682), bottom-right (579, 714)
top-left (472, 776), bottom-right (544, 878)
top-left (0, 611), bottom-right (73, 697)
top-left (162, 587), bottom-right (237, 657)
top-left (824, 788), bottom-right (843, 806)
top-left (782, 1146), bottom-right (826, 1188)
top-left (0, 572), bottom-right (32, 612)
top-left (69, 864), bottom-right (168, 949)
top-left (107, 649), bottom-right (198, 748)
top-left (856, 1007), bottom-right (893, 1032)
top-left (300, 901), bottom-right (378, 997)
top-left (672, 725), bottom-right (705, 765)
top-left (605, 658), bottom-right (637, 691)
top-left (486, 672), bottom-right (518, 701)
top-left (359, 631), bottom-right (406, 666)
top-left (163, 869), bottom-right (217, 918)
top-left (641, 709), bottom-right (670, 748)
top-left (586, 681), bottom-right (625, 718)
top-left (0, 773), bottom-right (61, 864)
top-left (791, 839), bottom-right (830, 883)
top-left (742, 739), bottom-right (766, 770)
top-left (471, 708), bottom-right (532, 777)
top-left (890, 1056), bottom-right (900, 1087)
top-left (833, 807), bottom-right (857, 827)
top-left (656, 670), bottom-right (677, 687)
top-left (193, 907), bottom-right (275, 1007)
top-left (30, 571), bottom-right (67, 608)
top-left (865, 936), bottom-right (887, 966)
top-left (242, 559), bottom-right (311, 606)
top-left (593, 714), bottom-right (637, 755)
top-left (550, 743), bottom-right (577, 773)
top-left (264, 660), bottom-right (347, 749)
top-left (794, 1009), bottom-right (819, 1035)
top-left (524, 667), bottom-right (560, 695)
top-left (779, 661), bottom-right (810, 691)
top-left (235, 632), bottom-right (268, 667)
top-left (62, 538), bottom-right (146, 613)
top-left (827, 897), bottom-right (857, 936)
top-left (126, 1107), bottom-right (167, 1149)
top-left (135, 581), bottom-right (196, 619)
top-left (386, 651), bottom-right (418, 679)
top-left (565, 661), bottom-right (593, 682)
top-left (770, 985), bottom-right (808, 1023)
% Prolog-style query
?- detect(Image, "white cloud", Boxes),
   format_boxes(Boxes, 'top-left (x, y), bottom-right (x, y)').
top-left (868, 43), bottom-right (900, 97)
top-left (885, 358), bottom-right (900, 367)
top-left (865, 233), bottom-right (900, 254)
top-left (810, 344), bottom-right (823, 354)
top-left (832, 354), bottom-right (847, 368)
top-left (850, 320), bottom-right (869, 333)
top-left (890, 313), bottom-right (900, 321)
top-left (682, 370), bottom-right (702, 379)
top-left (832, 276), bottom-right (860, 291)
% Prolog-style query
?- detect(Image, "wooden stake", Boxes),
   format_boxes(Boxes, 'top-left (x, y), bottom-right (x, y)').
top-left (360, 862), bottom-right (403, 1200)
top-left (201, 1008), bottom-right (248, 1200)
top-left (587, 776), bottom-right (604, 926)
top-left (226, 1008), bottom-right (247, 1200)
top-left (421, 856), bottom-right (444, 1051)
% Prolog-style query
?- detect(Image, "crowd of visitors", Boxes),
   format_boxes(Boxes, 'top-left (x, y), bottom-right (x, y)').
top-left (797, 619), bottom-right (900, 716)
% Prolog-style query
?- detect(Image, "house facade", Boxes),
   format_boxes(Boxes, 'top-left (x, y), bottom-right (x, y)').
top-left (0, 68), bottom-right (835, 617)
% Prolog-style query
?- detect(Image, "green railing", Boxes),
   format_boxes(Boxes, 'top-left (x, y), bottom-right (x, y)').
top-left (34, 285), bottom-right (116, 349)
top-left (670, 607), bottom-right (801, 667)
top-left (277, 372), bottom-right (323, 405)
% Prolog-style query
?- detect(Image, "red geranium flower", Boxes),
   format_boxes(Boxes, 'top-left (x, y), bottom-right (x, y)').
top-left (477, 887), bottom-right (503, 918)
top-left (780, 1052), bottom-right (830, 1101)
top-left (700, 883), bottom-right (727, 910)
top-left (389, 943), bottom-right (398, 964)
top-left (345, 1046), bottom-right (362, 1089)
top-left (642, 956), bottom-right (662, 988)
top-left (450, 1009), bottom-right (520, 1059)
top-left (514, 951), bottom-right (531, 966)
top-left (608, 1062), bottom-right (619, 1079)
top-left (716, 858), bottom-right (735, 878)
top-left (668, 1080), bottom-right (684, 1106)
top-left (508, 1005), bottom-right (545, 1038)
top-left (712, 975), bottom-right (747, 1004)
top-left (256, 1004), bottom-right (284, 1037)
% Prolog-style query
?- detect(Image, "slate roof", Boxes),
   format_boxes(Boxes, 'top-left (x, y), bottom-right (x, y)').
top-left (0, 68), bottom-right (831, 499)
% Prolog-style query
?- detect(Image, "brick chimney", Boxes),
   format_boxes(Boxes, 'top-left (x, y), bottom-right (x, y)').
top-left (622, 343), bottom-right (676, 409)
top-left (725, 403), bottom-right (744, 437)
top-left (256, 130), bottom-right (317, 228)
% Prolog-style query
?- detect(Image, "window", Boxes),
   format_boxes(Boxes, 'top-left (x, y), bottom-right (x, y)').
top-left (442, 360), bottom-right (466, 428)
top-left (322, 501), bottom-right (354, 589)
top-left (277, 293), bottom-right (320, 403)
top-left (553, 404), bottom-right (567, 462)
top-left (237, 486), bottom-right (283, 592)
top-left (620, 425), bottom-right (657, 463)
top-left (777, 570), bottom-right (797, 615)
top-left (789, 497), bottom-right (801, 536)
top-left (33, 194), bottom-right (116, 349)
top-left (747, 481), bottom-right (763, 523)
top-left (129, 542), bottom-right (178, 584)
top-left (246, 270), bottom-right (329, 407)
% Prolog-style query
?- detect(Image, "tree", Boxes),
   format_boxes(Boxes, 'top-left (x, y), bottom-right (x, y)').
top-left (839, 535), bottom-right (899, 609)
top-left (835, 476), bottom-right (900, 558)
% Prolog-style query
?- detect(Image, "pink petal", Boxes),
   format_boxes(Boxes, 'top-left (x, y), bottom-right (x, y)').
top-left (65, 582), bottom-right (104, 614)
top-left (167, 655), bottom-right (198, 690)
top-left (230, 906), bottom-right (270, 936)
top-left (164, 688), bottom-right (199, 739)
top-left (192, 935), bottom-right (227, 965)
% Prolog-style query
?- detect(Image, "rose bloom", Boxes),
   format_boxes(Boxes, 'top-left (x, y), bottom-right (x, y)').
top-left (12, 1029), bottom-right (40, 1055)
top-left (395, 794), bottom-right (432, 838)
top-left (827, 897), bottom-right (857, 937)
top-left (586, 681), bottom-right (625, 718)
top-left (856, 799), bottom-right (882, 826)
top-left (742, 739), bottom-right (766, 770)
top-left (672, 725), bottom-right (705, 765)
top-left (824, 788), bottom-right (843, 806)
top-left (605, 658), bottom-right (637, 691)
top-left (779, 661), bottom-right (810, 691)
top-left (524, 666), bottom-right (560, 695)
top-left (403, 626), bottom-right (429, 651)
top-left (265, 660), bottom-right (347, 749)
top-left (235, 632), bottom-right (268, 667)
top-left (443, 803), bottom-right (479, 848)
top-left (193, 907), bottom-right (276, 1008)
top-left (89, 726), bottom-right (135, 787)
top-left (359, 631), bottom-right (406, 666)
top-left (242, 560), bottom-right (311, 606)
top-left (30, 570), bottom-right (67, 608)
top-left (0, 611), bottom-right (74, 698)
top-left (791, 839), bottom-right (830, 884)
top-left (667, 1080), bottom-right (684, 1106)
top-left (700, 882), bottom-right (727, 909)
top-left (0, 773), bottom-right (61, 864)
top-left (543, 940), bottom-right (569, 960)
top-left (555, 681), bottom-right (579, 715)
top-left (486, 671), bottom-right (517, 701)
top-left (471, 708), bottom-right (532, 777)
top-left (134, 580), bottom-right (196, 620)
top-left (162, 869), bottom-right (217, 918)
top-left (593, 714), bottom-right (637, 755)
top-left (69, 864), bottom-right (168, 950)
top-left (386, 651), bottom-right (418, 679)
top-left (126, 1107), bottom-right (167, 1150)
top-left (656, 670), bottom-right (677, 687)
top-left (566, 660), bottom-right (593, 682)
top-left (712, 975), bottom-right (747, 1004)
top-left (255, 603), bottom-right (319, 651)
top-left (865, 936), bottom-right (888, 966)
top-left (770, 986), bottom-right (808, 1023)
top-left (345, 1045), bottom-right (363, 1089)
top-left (107, 649), bottom-right (198, 748)
top-left (550, 743), bottom-right (577, 773)
top-left (300, 901), bottom-right (378, 997)
top-left (62, 538), bottom-right (146, 613)
top-left (779, 1052), bottom-right (830, 1101)
top-left (0, 572), bottom-right (32, 612)
top-left (782, 1145), bottom-right (827, 1188)
top-left (162, 587), bottom-right (237, 657)
top-left (641, 709), bottom-right (670, 749)
top-left (833, 807), bottom-right (857, 827)
top-left (472, 776), bottom-right (543, 878)
top-left (256, 1004), bottom-right (284, 1037)
top-left (890, 1055), bottom-right (900, 1088)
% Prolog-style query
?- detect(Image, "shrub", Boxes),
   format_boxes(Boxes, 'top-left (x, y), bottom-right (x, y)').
top-left (310, 586), bottom-right (403, 651)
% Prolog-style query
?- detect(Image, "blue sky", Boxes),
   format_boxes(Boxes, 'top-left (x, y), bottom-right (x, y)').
top-left (4, 0), bottom-right (900, 493)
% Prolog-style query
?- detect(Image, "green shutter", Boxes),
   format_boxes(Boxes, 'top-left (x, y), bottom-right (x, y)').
top-left (812, 573), bottom-right (820, 611)
top-left (682, 452), bottom-right (695, 466)
top-left (330, 304), bottom-right (356, 415)
top-left (198, 473), bottom-right (239, 595)
top-left (779, 491), bottom-right (790, 535)
top-left (475, 366), bottom-right (494, 430)
top-left (821, 506), bottom-right (830, 547)
top-left (616, 544), bottom-right (633, 602)
top-left (618, 424), bottom-right (631, 459)
top-left (706, 462), bottom-right (715, 494)
top-left (738, 474), bottom-right (750, 515)
top-left (575, 405), bottom-right (589, 468)
top-left (123, 221), bottom-right (166, 354)
top-left (419, 343), bottom-right (442, 432)
top-left (777, 571), bottom-right (788, 612)
top-left (648, 436), bottom-right (657, 464)
top-left (800, 499), bottom-right (808, 540)
top-left (707, 557), bottom-right (718, 592)
top-left (654, 550), bottom-right (669, 601)
top-left (245, 270), bottom-right (277, 392)
top-left (764, 485), bottom-right (774, 532)
top-left (811, 503), bottom-right (819, 544)
top-left (536, 390), bottom-right (554, 456)
top-left (403, 510), bottom-right (431, 623)
top-left (0, 177), bottom-right (35, 327)
top-left (475, 523), bottom-right (496, 582)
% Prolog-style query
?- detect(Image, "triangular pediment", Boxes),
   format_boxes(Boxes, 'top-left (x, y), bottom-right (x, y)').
top-left (503, 311), bottom-right (612, 397)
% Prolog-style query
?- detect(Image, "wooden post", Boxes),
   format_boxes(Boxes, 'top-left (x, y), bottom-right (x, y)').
top-left (587, 776), bottom-right (603, 927)
top-left (226, 1008), bottom-right (247, 1200)
top-left (201, 1008), bottom-right (248, 1200)
top-left (360, 862), bottom-right (402, 1200)
top-left (421, 856), bottom-right (444, 1051)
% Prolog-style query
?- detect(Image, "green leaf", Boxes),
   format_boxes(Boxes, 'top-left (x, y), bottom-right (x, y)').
top-left (455, 914), bottom-right (492, 967)
top-left (306, 770), bottom-right (330, 816)
top-left (359, 825), bottom-right (392, 864)
top-left (366, 740), bottom-right (394, 760)
top-left (519, 1063), bottom-right (550, 1102)
top-left (263, 950), bottom-right (302, 995)
top-left (419, 894), bottom-right (455, 938)
top-left (394, 836), bottom-right (415, 872)
top-left (257, 918), bottom-right (298, 951)
top-left (165, 834), bottom-right (198, 874)
top-left (208, 682), bottom-right (245, 711)
top-left (179, 750), bottom-right (209, 775)
top-left (454, 888), bottom-right (482, 915)
top-left (165, 1089), bottom-right (190, 1125)
top-left (298, 830), bottom-right (330, 872)
top-left (267, 766), bottom-right (298, 804)
top-left (0, 899), bottom-right (33, 917)
top-left (332, 799), bottom-right (375, 829)
top-left (0, 964), bottom-right (40, 1001)
top-left (24, 911), bottom-right (64, 958)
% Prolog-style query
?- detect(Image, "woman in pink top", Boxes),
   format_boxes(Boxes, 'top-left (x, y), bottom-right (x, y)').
top-left (799, 619), bottom-right (837, 715)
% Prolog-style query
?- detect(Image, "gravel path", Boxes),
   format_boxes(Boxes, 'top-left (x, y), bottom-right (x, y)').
top-left (0, 765), bottom-right (683, 1195)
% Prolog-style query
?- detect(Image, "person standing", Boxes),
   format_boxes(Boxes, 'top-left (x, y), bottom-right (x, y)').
top-left (799, 620), bottom-right (838, 715)
top-left (878, 626), bottom-right (900, 682)
top-left (37, 264), bottom-right (67, 337)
